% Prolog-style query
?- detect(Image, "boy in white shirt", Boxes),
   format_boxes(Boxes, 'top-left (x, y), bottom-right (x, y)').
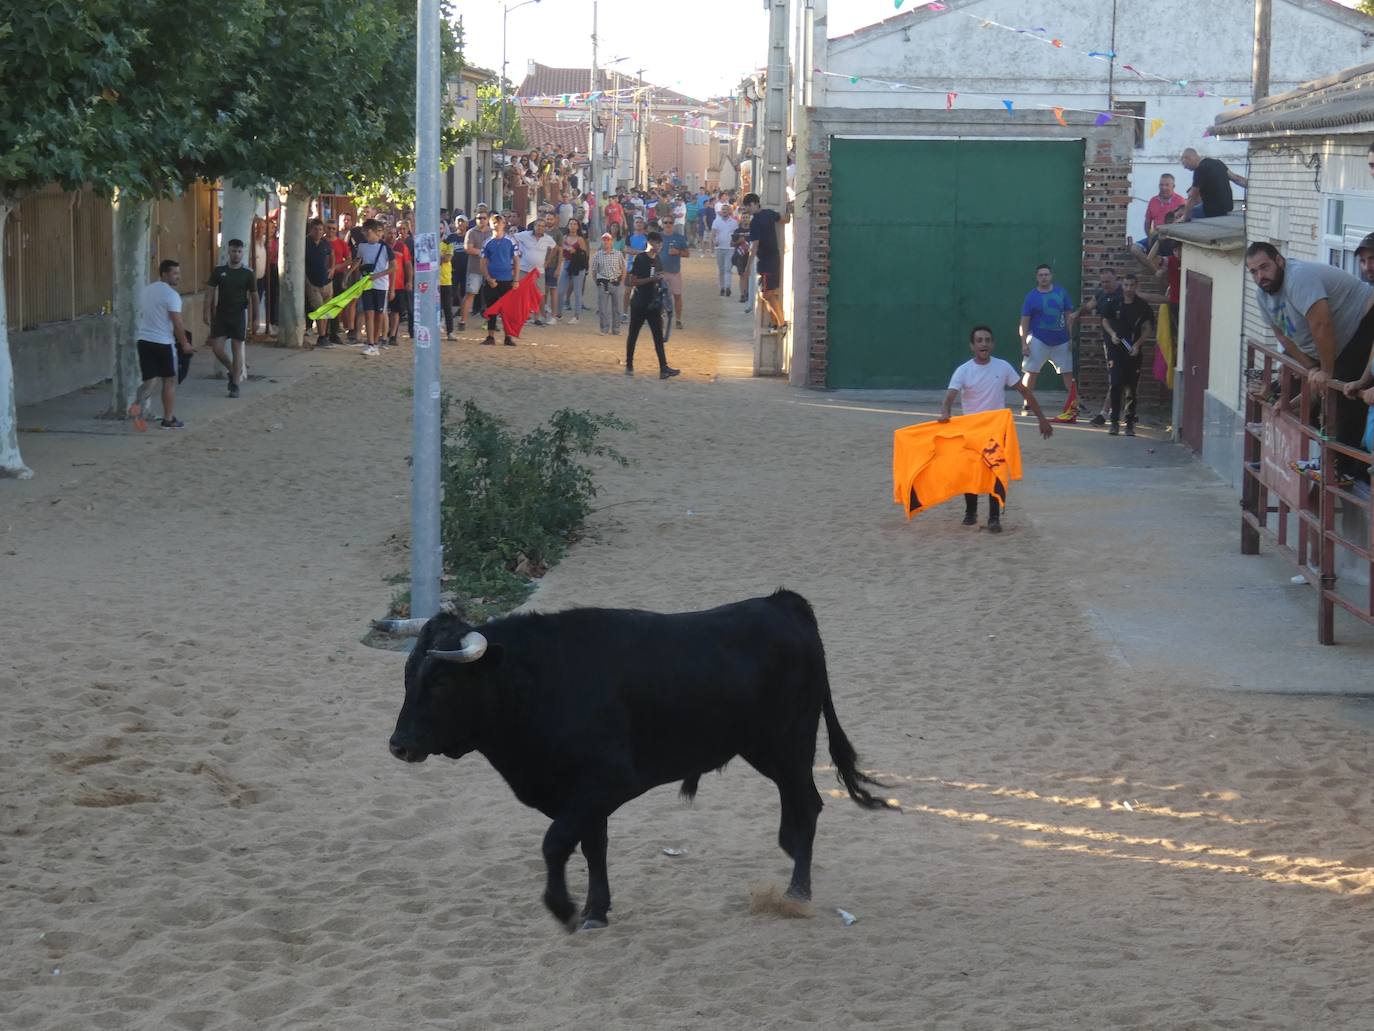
top-left (940, 324), bottom-right (1053, 532)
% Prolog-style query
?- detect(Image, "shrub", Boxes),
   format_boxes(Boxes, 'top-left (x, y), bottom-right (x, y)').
top-left (437, 397), bottom-right (631, 614)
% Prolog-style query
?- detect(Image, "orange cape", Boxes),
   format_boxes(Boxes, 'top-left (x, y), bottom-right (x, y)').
top-left (892, 409), bottom-right (1024, 518)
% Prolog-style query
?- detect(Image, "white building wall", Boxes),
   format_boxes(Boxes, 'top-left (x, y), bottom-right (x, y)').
top-left (822, 0), bottom-right (1374, 236)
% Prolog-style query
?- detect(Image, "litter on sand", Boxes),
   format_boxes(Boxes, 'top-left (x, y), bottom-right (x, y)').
top-left (835, 908), bottom-right (857, 926)
top-left (661, 847), bottom-right (686, 857)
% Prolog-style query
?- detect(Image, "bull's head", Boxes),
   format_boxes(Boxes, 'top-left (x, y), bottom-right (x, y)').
top-left (388, 613), bottom-right (502, 764)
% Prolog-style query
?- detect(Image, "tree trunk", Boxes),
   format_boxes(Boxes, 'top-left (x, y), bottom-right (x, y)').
top-left (219, 178), bottom-right (257, 264)
top-left (0, 200), bottom-right (34, 479)
top-left (277, 184), bottom-right (309, 348)
top-left (109, 189), bottom-right (151, 417)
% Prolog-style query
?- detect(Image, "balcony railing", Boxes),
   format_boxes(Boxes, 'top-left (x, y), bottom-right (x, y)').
top-left (1242, 338), bottom-right (1374, 644)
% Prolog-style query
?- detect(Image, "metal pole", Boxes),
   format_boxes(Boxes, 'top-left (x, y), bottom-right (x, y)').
top-left (501, 7), bottom-right (509, 144)
top-left (1252, 0), bottom-right (1272, 103)
top-left (589, 0), bottom-right (601, 238)
top-left (411, 0), bottom-right (443, 621)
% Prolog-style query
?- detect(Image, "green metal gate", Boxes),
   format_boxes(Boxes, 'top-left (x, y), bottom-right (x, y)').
top-left (826, 137), bottom-right (1085, 389)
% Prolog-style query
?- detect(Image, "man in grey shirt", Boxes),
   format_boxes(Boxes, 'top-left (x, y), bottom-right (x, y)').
top-left (1246, 241), bottom-right (1374, 467)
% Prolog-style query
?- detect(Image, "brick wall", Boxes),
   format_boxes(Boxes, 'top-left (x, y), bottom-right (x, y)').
top-left (805, 143), bottom-right (831, 388)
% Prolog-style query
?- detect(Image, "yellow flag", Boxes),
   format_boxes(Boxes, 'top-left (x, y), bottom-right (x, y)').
top-left (1148, 118), bottom-right (1165, 139)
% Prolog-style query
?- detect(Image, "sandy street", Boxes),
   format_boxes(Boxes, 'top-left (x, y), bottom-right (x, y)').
top-left (3, 260), bottom-right (1373, 1030)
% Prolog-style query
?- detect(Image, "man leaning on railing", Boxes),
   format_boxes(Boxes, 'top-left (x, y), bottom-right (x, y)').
top-left (1245, 242), bottom-right (1374, 479)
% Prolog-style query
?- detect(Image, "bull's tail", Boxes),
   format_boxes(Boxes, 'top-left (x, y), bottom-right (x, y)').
top-left (822, 689), bottom-right (898, 810)
top-left (773, 588), bottom-right (897, 811)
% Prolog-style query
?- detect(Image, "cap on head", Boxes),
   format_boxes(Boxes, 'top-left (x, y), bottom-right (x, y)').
top-left (1357, 232), bottom-right (1374, 257)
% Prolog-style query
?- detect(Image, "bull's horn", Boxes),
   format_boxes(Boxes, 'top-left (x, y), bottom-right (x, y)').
top-left (428, 631), bottom-right (488, 663)
top-left (371, 617), bottom-right (430, 637)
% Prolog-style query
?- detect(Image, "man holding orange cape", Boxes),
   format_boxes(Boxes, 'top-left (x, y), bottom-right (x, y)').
top-left (893, 325), bottom-right (1053, 534)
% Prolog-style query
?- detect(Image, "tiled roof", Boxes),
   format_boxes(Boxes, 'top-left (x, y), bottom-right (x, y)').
top-left (517, 108), bottom-right (590, 152)
top-left (1212, 61), bottom-right (1374, 138)
top-left (516, 62), bottom-right (700, 108)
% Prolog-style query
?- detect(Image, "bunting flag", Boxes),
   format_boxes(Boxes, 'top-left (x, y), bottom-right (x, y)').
top-left (946, 91), bottom-right (957, 110)
top-left (1148, 118), bottom-right (1165, 139)
top-left (1003, 99), bottom-right (1014, 114)
top-left (1053, 106), bottom-right (1066, 126)
top-left (1094, 112), bottom-right (1112, 126)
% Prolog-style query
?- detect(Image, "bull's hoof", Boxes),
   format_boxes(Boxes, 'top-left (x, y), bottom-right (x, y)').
top-left (544, 891), bottom-right (577, 930)
top-left (784, 884), bottom-right (812, 902)
top-left (579, 917), bottom-right (609, 931)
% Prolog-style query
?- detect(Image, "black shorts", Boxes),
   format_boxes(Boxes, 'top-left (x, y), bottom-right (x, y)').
top-left (137, 340), bottom-right (177, 380)
top-left (210, 309), bottom-right (246, 342)
top-left (757, 264), bottom-right (779, 292)
top-left (389, 289), bottom-right (411, 315)
top-left (361, 289), bottom-right (387, 313)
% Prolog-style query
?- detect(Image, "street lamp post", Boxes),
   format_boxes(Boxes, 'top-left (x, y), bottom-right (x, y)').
top-left (501, 0), bottom-right (542, 147)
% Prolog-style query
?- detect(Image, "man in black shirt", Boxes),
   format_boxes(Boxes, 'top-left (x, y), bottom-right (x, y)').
top-left (1180, 148), bottom-right (1245, 220)
top-left (206, 238), bottom-right (258, 397)
top-left (742, 192), bottom-right (790, 329)
top-left (304, 218), bottom-right (335, 347)
top-left (1082, 267), bottom-right (1124, 426)
top-left (624, 231), bottom-right (679, 380)
top-left (1103, 273), bottom-right (1155, 435)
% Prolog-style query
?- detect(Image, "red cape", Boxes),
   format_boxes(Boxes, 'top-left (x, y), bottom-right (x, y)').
top-left (485, 270), bottom-right (544, 338)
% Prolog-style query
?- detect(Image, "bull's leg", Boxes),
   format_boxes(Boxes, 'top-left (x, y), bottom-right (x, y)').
top-left (541, 817), bottom-right (582, 930)
top-left (778, 778), bottom-right (823, 901)
top-left (579, 817), bottom-right (611, 930)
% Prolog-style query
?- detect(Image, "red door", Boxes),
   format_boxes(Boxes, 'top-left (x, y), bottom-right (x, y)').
top-left (1181, 271), bottom-right (1212, 454)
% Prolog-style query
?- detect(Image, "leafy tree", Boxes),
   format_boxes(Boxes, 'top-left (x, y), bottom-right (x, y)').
top-left (476, 82), bottom-right (529, 151)
top-left (1361, 0), bottom-right (1374, 17)
top-left (226, 0), bottom-right (471, 345)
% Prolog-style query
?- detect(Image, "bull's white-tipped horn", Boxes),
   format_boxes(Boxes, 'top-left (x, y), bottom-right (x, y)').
top-left (428, 631), bottom-right (488, 663)
top-left (372, 617), bottom-right (430, 637)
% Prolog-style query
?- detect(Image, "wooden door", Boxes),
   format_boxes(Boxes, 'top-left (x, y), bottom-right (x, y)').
top-left (1181, 271), bottom-right (1212, 453)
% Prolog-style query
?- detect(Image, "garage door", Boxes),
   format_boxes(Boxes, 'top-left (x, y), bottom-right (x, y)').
top-left (826, 137), bottom-right (1085, 389)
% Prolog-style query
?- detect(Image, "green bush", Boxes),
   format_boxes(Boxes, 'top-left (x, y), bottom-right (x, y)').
top-left (437, 397), bottom-right (631, 614)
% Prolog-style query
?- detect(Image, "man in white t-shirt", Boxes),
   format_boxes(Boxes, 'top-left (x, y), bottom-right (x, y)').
top-left (939, 324), bottom-right (1053, 532)
top-left (512, 220), bottom-right (558, 326)
top-left (129, 259), bottom-right (193, 430)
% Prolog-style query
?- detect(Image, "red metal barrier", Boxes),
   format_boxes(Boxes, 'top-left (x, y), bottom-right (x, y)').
top-left (1242, 338), bottom-right (1374, 644)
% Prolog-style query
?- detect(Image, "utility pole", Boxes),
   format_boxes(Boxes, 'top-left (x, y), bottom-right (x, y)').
top-left (411, 0), bottom-right (443, 621)
top-left (1252, 0), bottom-right (1272, 103)
top-left (756, 0), bottom-right (790, 376)
top-left (635, 67), bottom-right (647, 189)
top-left (589, 1), bottom-right (601, 238)
top-left (761, 0), bottom-right (789, 214)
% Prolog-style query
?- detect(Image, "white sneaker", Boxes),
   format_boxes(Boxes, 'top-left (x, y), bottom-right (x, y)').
top-left (570, 316), bottom-right (579, 324)
top-left (361, 345), bottom-right (380, 356)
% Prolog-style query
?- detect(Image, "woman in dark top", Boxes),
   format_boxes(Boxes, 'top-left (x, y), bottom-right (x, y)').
top-left (557, 217), bottom-right (589, 323)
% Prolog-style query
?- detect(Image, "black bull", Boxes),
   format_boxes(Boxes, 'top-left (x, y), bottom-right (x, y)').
top-left (388, 590), bottom-right (895, 931)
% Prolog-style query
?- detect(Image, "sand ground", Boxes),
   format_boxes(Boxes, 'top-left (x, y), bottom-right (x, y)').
top-left (3, 260), bottom-right (1373, 1030)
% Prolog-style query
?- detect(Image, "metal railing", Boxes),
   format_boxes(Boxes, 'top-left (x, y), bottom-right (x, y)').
top-left (1242, 337), bottom-right (1374, 644)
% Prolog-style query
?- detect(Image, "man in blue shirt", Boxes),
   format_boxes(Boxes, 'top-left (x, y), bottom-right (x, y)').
top-left (658, 214), bottom-right (690, 331)
top-left (479, 214), bottom-right (520, 347)
top-left (1019, 263), bottom-right (1080, 421)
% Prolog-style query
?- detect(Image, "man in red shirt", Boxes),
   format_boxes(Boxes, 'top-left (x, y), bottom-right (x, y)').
top-left (605, 195), bottom-right (624, 231)
top-left (1143, 173), bottom-right (1187, 239)
top-left (385, 225), bottom-right (413, 348)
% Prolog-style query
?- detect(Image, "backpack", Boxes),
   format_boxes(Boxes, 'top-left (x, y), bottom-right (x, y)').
top-left (731, 243), bottom-right (749, 272)
top-left (359, 240), bottom-right (392, 276)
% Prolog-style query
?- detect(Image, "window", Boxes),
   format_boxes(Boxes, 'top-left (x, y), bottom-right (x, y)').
top-left (1114, 101), bottom-right (1146, 149)
top-left (1321, 192), bottom-right (1374, 276)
